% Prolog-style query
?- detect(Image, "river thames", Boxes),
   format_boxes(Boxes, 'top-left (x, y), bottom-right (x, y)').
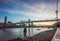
top-left (0, 27), bottom-right (53, 41)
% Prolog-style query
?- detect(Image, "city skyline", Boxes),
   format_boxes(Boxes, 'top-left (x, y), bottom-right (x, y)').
top-left (0, 0), bottom-right (60, 23)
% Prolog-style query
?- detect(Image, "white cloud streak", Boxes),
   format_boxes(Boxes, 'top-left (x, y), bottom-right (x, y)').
top-left (0, 0), bottom-right (60, 19)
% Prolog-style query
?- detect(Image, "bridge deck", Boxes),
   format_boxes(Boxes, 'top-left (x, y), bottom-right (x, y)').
top-left (51, 28), bottom-right (60, 41)
top-left (15, 19), bottom-right (60, 24)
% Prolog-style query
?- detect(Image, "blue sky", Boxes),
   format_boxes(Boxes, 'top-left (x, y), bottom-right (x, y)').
top-left (0, 0), bottom-right (60, 23)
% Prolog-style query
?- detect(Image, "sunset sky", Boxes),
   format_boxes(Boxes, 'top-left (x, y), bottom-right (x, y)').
top-left (0, 0), bottom-right (60, 23)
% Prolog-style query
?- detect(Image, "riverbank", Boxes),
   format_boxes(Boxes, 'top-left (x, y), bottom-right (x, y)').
top-left (28, 28), bottom-right (56, 41)
top-left (8, 28), bottom-right (57, 41)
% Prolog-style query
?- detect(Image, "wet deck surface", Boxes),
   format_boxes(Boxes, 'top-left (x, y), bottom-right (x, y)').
top-left (51, 28), bottom-right (60, 41)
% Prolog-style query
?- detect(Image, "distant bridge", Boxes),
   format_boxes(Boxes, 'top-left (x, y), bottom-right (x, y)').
top-left (15, 19), bottom-right (60, 24)
top-left (0, 16), bottom-right (60, 28)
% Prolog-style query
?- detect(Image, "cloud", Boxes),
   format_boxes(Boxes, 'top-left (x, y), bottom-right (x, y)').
top-left (0, 0), bottom-right (60, 19)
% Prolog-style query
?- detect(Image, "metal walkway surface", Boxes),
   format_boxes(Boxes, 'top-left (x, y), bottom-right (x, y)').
top-left (51, 28), bottom-right (60, 41)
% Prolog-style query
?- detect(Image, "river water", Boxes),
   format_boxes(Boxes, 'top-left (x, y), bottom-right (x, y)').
top-left (0, 27), bottom-right (53, 41)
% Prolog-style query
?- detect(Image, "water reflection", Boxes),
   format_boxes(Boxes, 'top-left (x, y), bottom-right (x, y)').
top-left (0, 27), bottom-right (53, 41)
top-left (24, 27), bottom-right (27, 39)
